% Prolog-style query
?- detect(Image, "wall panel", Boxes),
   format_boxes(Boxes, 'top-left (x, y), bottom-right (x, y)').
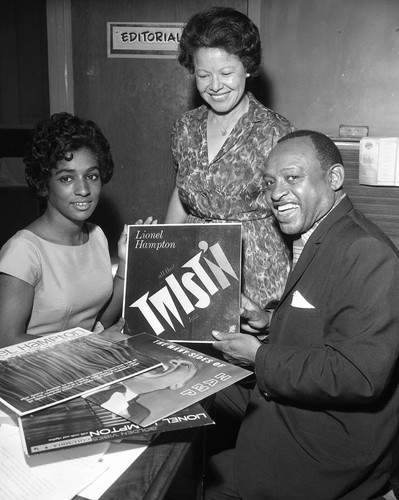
top-left (259, 0), bottom-right (399, 137)
top-left (339, 144), bottom-right (399, 249)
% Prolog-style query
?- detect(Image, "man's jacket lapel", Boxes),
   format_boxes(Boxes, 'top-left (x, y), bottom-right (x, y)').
top-left (275, 195), bottom-right (354, 311)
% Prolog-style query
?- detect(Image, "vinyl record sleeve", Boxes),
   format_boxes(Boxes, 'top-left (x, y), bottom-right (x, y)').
top-left (122, 223), bottom-right (242, 342)
top-left (18, 399), bottom-right (214, 455)
top-left (85, 333), bottom-right (251, 428)
top-left (0, 327), bottom-right (162, 416)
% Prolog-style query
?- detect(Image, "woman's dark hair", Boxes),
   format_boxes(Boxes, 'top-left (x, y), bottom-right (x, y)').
top-left (178, 6), bottom-right (261, 76)
top-left (24, 112), bottom-right (114, 197)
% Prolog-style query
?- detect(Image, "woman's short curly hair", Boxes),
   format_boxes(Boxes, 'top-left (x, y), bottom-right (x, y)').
top-left (178, 6), bottom-right (261, 76)
top-left (24, 112), bottom-right (114, 197)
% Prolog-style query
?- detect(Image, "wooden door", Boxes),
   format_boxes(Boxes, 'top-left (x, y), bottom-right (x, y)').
top-left (71, 0), bottom-right (247, 254)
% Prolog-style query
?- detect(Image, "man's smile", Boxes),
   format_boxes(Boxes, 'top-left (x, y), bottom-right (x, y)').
top-left (275, 203), bottom-right (299, 218)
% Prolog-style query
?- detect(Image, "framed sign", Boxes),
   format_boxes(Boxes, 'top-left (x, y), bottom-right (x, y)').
top-left (107, 22), bottom-right (184, 59)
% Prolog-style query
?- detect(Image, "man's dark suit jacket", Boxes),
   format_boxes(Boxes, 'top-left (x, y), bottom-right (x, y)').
top-left (236, 196), bottom-right (399, 500)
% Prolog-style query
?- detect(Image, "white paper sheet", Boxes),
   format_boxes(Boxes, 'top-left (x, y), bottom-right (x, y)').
top-left (79, 441), bottom-right (148, 500)
top-left (0, 424), bottom-right (109, 500)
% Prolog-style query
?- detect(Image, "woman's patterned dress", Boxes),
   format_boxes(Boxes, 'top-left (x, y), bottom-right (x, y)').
top-left (171, 92), bottom-right (294, 308)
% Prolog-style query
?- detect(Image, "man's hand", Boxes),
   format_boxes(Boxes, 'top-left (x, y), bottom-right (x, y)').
top-left (240, 294), bottom-right (271, 334)
top-left (212, 330), bottom-right (261, 368)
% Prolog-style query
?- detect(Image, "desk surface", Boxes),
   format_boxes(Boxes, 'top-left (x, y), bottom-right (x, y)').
top-left (77, 425), bottom-right (203, 500)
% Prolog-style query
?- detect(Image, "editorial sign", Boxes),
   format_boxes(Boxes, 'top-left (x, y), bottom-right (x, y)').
top-left (107, 22), bottom-right (184, 59)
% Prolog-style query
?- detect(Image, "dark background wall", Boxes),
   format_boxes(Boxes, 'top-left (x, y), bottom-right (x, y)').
top-left (1, 0), bottom-right (399, 251)
top-left (257, 0), bottom-right (399, 137)
top-left (0, 0), bottom-right (49, 130)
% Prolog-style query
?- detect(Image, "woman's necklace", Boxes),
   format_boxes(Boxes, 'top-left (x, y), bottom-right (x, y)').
top-left (42, 214), bottom-right (84, 245)
top-left (212, 113), bottom-right (236, 137)
top-left (211, 105), bottom-right (247, 137)
top-left (210, 95), bottom-right (249, 137)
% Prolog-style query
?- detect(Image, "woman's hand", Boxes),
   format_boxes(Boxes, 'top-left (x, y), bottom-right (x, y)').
top-left (117, 224), bottom-right (128, 265)
top-left (134, 216), bottom-right (158, 225)
top-left (116, 218), bottom-right (157, 274)
top-left (98, 317), bottom-right (130, 342)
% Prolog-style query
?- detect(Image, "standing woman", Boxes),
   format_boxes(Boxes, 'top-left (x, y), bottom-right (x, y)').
top-left (165, 7), bottom-right (294, 308)
top-left (0, 112), bottom-right (129, 347)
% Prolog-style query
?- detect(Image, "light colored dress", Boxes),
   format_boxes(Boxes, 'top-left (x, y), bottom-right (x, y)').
top-left (0, 223), bottom-right (113, 336)
top-left (171, 92), bottom-right (294, 307)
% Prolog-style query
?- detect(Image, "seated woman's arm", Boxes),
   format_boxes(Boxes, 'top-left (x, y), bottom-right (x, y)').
top-left (164, 185), bottom-right (188, 223)
top-left (97, 226), bottom-right (127, 329)
top-left (0, 273), bottom-right (35, 347)
top-left (97, 272), bottom-right (125, 329)
top-left (97, 217), bottom-right (156, 329)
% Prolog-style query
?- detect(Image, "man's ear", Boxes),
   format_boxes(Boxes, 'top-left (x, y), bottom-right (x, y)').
top-left (329, 163), bottom-right (344, 191)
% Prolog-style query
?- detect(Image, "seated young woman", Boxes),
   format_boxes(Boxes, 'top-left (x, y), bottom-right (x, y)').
top-left (0, 112), bottom-right (153, 347)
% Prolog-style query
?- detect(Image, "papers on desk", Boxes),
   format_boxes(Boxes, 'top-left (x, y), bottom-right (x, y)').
top-left (0, 328), bottom-right (240, 499)
top-left (0, 424), bottom-right (108, 500)
top-left (79, 442), bottom-right (147, 500)
top-left (0, 420), bottom-right (147, 500)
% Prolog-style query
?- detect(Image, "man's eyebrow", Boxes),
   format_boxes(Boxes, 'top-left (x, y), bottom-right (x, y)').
top-left (280, 166), bottom-right (303, 173)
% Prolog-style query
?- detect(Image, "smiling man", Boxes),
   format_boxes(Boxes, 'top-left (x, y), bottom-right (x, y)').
top-left (264, 131), bottom-right (344, 236)
top-left (207, 130), bottom-right (399, 500)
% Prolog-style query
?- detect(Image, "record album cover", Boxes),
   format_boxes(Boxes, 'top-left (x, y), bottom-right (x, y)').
top-left (122, 223), bottom-right (242, 342)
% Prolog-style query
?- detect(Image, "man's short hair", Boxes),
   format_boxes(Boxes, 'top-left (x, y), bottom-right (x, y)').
top-left (278, 130), bottom-right (343, 171)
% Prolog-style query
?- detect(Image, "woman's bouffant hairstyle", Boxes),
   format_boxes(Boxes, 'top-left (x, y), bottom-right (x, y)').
top-left (24, 112), bottom-right (114, 197)
top-left (178, 7), bottom-right (261, 76)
